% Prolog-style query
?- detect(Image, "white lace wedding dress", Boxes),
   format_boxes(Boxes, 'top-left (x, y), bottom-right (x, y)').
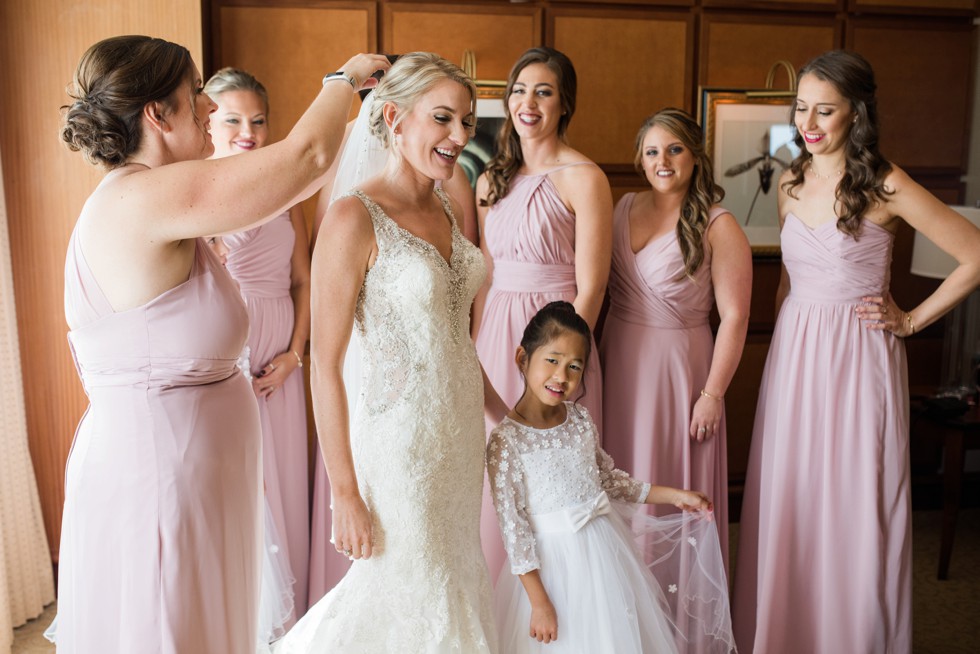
top-left (274, 189), bottom-right (496, 653)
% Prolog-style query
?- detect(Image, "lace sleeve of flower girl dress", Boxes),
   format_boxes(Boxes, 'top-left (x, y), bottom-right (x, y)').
top-left (576, 406), bottom-right (651, 503)
top-left (487, 423), bottom-right (540, 575)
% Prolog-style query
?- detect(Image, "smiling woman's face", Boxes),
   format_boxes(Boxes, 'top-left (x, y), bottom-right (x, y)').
top-left (794, 73), bottom-right (855, 158)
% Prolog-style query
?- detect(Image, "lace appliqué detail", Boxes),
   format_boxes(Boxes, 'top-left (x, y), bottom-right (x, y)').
top-left (275, 188), bottom-right (494, 652)
top-left (487, 403), bottom-right (649, 575)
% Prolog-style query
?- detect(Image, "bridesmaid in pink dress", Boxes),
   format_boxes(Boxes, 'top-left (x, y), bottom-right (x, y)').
top-left (57, 36), bottom-right (389, 653)
top-left (732, 51), bottom-right (980, 653)
top-left (600, 108), bottom-right (751, 569)
top-left (474, 47), bottom-right (613, 580)
top-left (205, 68), bottom-right (312, 625)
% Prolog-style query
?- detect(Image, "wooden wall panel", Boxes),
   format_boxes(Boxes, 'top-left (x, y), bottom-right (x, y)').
top-left (706, 0), bottom-right (839, 8)
top-left (849, 19), bottom-right (973, 171)
top-left (700, 14), bottom-right (840, 89)
top-left (385, 3), bottom-right (540, 80)
top-left (0, 0), bottom-right (203, 562)
top-left (852, 0), bottom-right (975, 11)
top-left (551, 9), bottom-right (693, 166)
top-left (215, 4), bottom-right (374, 227)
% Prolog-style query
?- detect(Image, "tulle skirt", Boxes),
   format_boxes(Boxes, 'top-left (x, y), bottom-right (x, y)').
top-left (494, 503), bottom-right (734, 654)
top-left (258, 500), bottom-right (295, 653)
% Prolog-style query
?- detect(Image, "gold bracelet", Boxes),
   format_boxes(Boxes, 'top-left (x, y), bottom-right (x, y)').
top-left (700, 389), bottom-right (723, 401)
top-left (292, 350), bottom-right (303, 368)
top-left (905, 312), bottom-right (915, 336)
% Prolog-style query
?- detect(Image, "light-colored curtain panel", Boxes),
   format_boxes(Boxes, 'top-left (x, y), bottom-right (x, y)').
top-left (0, 150), bottom-right (55, 651)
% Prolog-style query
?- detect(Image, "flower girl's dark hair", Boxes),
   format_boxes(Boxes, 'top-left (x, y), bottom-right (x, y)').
top-left (517, 301), bottom-right (592, 401)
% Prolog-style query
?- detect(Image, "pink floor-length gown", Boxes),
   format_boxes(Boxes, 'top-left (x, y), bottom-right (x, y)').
top-left (600, 195), bottom-right (730, 566)
top-left (475, 163), bottom-right (604, 580)
top-left (223, 212), bottom-right (310, 623)
top-left (60, 233), bottom-right (261, 653)
top-left (732, 214), bottom-right (911, 653)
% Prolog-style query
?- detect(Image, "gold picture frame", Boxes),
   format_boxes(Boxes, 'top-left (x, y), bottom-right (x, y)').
top-left (699, 88), bottom-right (797, 256)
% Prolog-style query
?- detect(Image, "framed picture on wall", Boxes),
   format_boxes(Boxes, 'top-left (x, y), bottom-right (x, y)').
top-left (460, 92), bottom-right (507, 188)
top-left (699, 88), bottom-right (798, 255)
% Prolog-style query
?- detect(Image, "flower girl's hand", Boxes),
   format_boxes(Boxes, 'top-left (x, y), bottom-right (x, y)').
top-left (331, 492), bottom-right (373, 560)
top-left (529, 600), bottom-right (558, 643)
top-left (674, 489), bottom-right (713, 513)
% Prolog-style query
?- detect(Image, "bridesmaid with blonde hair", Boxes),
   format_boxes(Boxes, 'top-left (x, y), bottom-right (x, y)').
top-left (600, 107), bottom-right (751, 568)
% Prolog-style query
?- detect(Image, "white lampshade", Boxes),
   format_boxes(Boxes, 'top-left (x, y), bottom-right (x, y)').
top-left (910, 205), bottom-right (980, 279)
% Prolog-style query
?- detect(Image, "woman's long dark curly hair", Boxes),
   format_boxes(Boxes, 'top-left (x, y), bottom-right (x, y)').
top-left (782, 50), bottom-right (893, 236)
top-left (481, 47), bottom-right (577, 207)
top-left (634, 108), bottom-right (725, 278)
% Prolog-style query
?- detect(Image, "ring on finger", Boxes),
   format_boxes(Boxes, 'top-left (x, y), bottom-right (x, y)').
top-left (698, 427), bottom-right (706, 433)
top-left (344, 547), bottom-right (353, 557)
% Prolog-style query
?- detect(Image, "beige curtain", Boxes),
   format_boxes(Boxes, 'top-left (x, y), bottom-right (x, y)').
top-left (0, 147), bottom-right (55, 651)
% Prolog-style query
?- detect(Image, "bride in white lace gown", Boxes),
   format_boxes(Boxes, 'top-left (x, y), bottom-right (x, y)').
top-left (274, 53), bottom-right (498, 653)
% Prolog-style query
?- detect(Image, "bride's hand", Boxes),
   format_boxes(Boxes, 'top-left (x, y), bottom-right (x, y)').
top-left (331, 492), bottom-right (373, 560)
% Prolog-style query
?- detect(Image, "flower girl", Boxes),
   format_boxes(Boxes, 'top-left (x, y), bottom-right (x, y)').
top-left (487, 301), bottom-right (736, 653)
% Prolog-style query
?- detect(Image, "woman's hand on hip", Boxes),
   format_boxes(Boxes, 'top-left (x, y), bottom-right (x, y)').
top-left (856, 293), bottom-right (913, 337)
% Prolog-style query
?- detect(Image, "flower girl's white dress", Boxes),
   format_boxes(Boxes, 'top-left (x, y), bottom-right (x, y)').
top-left (488, 403), bottom-right (736, 653)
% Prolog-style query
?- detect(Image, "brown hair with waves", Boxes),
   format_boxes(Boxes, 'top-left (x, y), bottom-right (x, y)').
top-left (481, 47), bottom-right (577, 207)
top-left (782, 50), bottom-right (893, 236)
top-left (635, 108), bottom-right (725, 278)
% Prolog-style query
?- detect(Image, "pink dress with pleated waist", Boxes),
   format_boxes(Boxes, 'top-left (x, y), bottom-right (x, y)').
top-left (600, 194), bottom-right (730, 567)
top-left (475, 162), bottom-right (604, 581)
top-left (222, 212), bottom-right (312, 622)
top-left (60, 233), bottom-right (261, 653)
top-left (732, 214), bottom-right (911, 653)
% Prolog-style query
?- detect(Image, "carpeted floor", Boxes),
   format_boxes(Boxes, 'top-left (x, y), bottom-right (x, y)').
top-left (12, 508), bottom-right (980, 653)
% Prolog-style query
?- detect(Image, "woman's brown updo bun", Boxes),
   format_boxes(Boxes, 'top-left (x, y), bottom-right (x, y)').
top-left (61, 35), bottom-right (193, 169)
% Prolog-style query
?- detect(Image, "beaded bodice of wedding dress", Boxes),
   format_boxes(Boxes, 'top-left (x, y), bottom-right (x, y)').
top-left (276, 188), bottom-right (496, 653)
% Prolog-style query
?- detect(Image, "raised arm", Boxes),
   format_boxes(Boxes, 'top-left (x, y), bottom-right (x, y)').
top-left (689, 212), bottom-right (752, 441)
top-left (139, 54), bottom-right (390, 242)
top-left (310, 194), bottom-right (377, 560)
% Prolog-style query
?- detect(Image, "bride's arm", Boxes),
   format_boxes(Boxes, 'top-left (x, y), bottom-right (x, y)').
top-left (311, 195), bottom-right (376, 560)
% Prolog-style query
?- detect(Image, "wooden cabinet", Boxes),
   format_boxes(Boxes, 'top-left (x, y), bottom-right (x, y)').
top-left (700, 12), bottom-right (840, 89)
top-left (550, 7), bottom-right (694, 166)
top-left (383, 2), bottom-right (540, 81)
top-left (212, 2), bottom-right (376, 143)
top-left (848, 17), bottom-right (973, 171)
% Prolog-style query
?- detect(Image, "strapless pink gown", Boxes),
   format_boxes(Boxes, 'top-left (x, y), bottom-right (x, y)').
top-left (223, 212), bottom-right (310, 622)
top-left (475, 163), bottom-right (604, 580)
top-left (60, 233), bottom-right (261, 653)
top-left (600, 194), bottom-right (730, 566)
top-left (733, 214), bottom-right (911, 653)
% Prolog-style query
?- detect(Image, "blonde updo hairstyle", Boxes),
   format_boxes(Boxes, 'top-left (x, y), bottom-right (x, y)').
top-left (61, 35), bottom-right (193, 169)
top-left (367, 52), bottom-right (476, 150)
top-left (203, 67), bottom-right (269, 115)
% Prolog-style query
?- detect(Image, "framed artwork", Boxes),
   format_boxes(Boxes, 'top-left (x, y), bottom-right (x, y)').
top-left (459, 93), bottom-right (507, 188)
top-left (699, 88), bottom-right (799, 255)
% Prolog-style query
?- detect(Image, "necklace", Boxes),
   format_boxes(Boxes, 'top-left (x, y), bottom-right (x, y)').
top-left (807, 161), bottom-right (841, 180)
